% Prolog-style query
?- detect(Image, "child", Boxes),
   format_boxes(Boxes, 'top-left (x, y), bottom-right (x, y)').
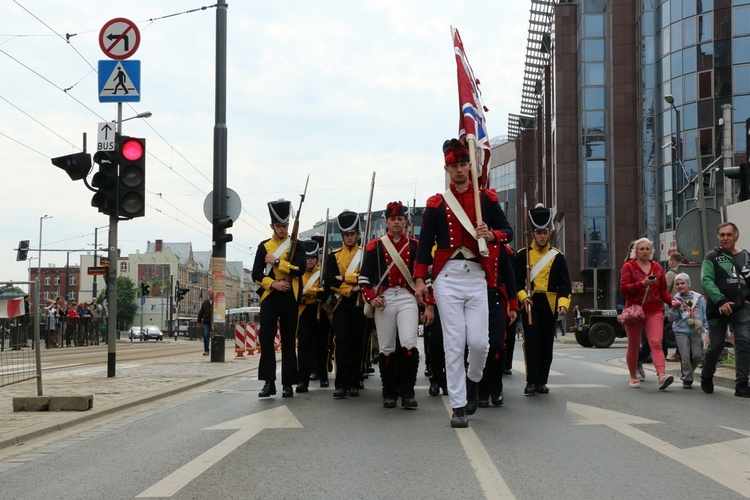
top-left (667, 273), bottom-right (707, 389)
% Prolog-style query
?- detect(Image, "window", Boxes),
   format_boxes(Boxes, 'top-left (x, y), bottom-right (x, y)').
top-left (697, 43), bottom-right (714, 71)
top-left (584, 136), bottom-right (606, 158)
top-left (70, 276), bottom-right (77, 286)
top-left (583, 87), bottom-right (606, 109)
top-left (733, 36), bottom-right (750, 64)
top-left (68, 292), bottom-right (76, 302)
top-left (736, 5), bottom-right (750, 35)
top-left (120, 262), bottom-right (128, 272)
top-left (584, 184), bottom-right (608, 207)
top-left (44, 277), bottom-right (51, 286)
top-left (684, 16), bottom-right (697, 45)
top-left (586, 160), bottom-right (607, 182)
top-left (698, 70), bottom-right (713, 98)
top-left (698, 14), bottom-right (713, 42)
top-left (684, 73), bottom-right (697, 101)
top-left (584, 0), bottom-right (606, 14)
top-left (584, 110), bottom-right (605, 134)
top-left (683, 45), bottom-right (697, 74)
top-left (583, 39), bottom-right (605, 61)
top-left (585, 14), bottom-right (605, 37)
top-left (585, 63), bottom-right (605, 85)
top-left (54, 276), bottom-right (60, 286)
top-left (736, 64), bottom-right (750, 93)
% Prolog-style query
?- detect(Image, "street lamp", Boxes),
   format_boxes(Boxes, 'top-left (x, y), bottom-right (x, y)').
top-left (664, 94), bottom-right (682, 222)
top-left (118, 111), bottom-right (152, 123)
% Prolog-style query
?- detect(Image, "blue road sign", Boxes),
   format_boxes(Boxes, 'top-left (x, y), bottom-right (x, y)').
top-left (98, 60), bottom-right (141, 103)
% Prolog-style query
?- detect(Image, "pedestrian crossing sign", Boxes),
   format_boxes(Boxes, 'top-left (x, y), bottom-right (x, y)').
top-left (98, 60), bottom-right (141, 103)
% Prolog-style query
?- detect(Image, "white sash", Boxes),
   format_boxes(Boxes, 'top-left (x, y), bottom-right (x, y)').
top-left (345, 247), bottom-right (362, 275)
top-left (529, 248), bottom-right (560, 282)
top-left (303, 270), bottom-right (321, 294)
top-left (442, 189), bottom-right (489, 257)
top-left (264, 238), bottom-right (291, 275)
top-left (379, 236), bottom-right (416, 291)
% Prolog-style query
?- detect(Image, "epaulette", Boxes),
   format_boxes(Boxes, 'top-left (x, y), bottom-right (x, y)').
top-left (331, 247), bottom-right (343, 254)
top-left (482, 188), bottom-right (499, 202)
top-left (366, 239), bottom-right (378, 251)
top-left (426, 194), bottom-right (443, 208)
top-left (408, 236), bottom-right (419, 244)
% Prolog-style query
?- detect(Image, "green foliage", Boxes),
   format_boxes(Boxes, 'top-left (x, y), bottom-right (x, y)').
top-left (98, 277), bottom-right (138, 330)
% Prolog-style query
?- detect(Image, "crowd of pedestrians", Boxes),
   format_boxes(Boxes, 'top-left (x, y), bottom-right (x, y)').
top-left (35, 296), bottom-right (104, 348)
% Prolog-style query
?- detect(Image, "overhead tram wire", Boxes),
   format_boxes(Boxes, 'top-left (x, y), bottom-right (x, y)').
top-left (9, 3), bottom-right (271, 244)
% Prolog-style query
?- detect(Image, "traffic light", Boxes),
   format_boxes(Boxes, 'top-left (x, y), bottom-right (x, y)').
top-left (141, 282), bottom-right (150, 297)
top-left (175, 283), bottom-right (190, 302)
top-left (213, 216), bottom-right (234, 245)
top-left (16, 240), bottom-right (29, 261)
top-left (91, 151), bottom-right (118, 216)
top-left (118, 136), bottom-right (146, 219)
top-left (51, 152), bottom-right (91, 181)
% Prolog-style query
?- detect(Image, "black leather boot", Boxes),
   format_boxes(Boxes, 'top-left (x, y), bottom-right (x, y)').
top-left (259, 381), bottom-right (276, 397)
top-left (400, 347), bottom-right (419, 410)
top-left (380, 352), bottom-right (398, 408)
top-left (465, 377), bottom-right (478, 415)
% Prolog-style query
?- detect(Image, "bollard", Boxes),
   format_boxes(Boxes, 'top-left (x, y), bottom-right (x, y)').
top-left (210, 335), bottom-right (225, 362)
top-left (245, 322), bottom-right (257, 355)
top-left (235, 322), bottom-right (245, 357)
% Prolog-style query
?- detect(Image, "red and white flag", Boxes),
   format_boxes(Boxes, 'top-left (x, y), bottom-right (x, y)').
top-left (0, 298), bottom-right (24, 319)
top-left (452, 26), bottom-right (491, 188)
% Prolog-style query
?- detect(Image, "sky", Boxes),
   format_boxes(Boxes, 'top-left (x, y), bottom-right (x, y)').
top-left (1, 0), bottom-right (529, 285)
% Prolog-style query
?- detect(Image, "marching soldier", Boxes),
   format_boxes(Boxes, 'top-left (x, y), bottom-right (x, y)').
top-left (359, 201), bottom-right (422, 409)
top-left (514, 204), bottom-right (571, 396)
top-left (251, 199), bottom-right (306, 398)
top-left (414, 138), bottom-right (513, 428)
top-left (478, 243), bottom-right (518, 407)
top-left (324, 210), bottom-right (367, 399)
top-left (297, 236), bottom-right (327, 392)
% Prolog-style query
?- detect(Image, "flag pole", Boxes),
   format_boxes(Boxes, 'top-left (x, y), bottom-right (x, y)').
top-left (468, 137), bottom-right (489, 257)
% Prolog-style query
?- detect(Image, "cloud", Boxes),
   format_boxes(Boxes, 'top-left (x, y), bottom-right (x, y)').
top-left (0, 0), bottom-right (529, 284)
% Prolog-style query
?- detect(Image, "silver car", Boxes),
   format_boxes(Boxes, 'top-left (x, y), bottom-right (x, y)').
top-left (128, 326), bottom-right (142, 341)
top-left (142, 325), bottom-right (163, 341)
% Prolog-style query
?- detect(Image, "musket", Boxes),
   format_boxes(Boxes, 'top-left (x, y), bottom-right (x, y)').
top-left (357, 172), bottom-right (376, 306)
top-left (316, 208), bottom-right (330, 321)
top-left (285, 174), bottom-right (309, 284)
top-left (523, 192), bottom-right (532, 325)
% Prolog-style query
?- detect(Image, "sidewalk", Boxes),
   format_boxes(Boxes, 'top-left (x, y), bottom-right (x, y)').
top-left (0, 345), bottom-right (259, 450)
top-left (556, 335), bottom-right (737, 390)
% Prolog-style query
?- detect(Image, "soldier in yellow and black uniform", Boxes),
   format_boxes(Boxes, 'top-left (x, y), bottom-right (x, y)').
top-left (324, 210), bottom-right (367, 399)
top-left (297, 236), bottom-right (327, 392)
top-left (251, 199), bottom-right (306, 398)
top-left (514, 204), bottom-right (571, 396)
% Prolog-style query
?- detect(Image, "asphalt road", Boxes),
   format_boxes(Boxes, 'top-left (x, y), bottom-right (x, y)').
top-left (1, 343), bottom-right (748, 499)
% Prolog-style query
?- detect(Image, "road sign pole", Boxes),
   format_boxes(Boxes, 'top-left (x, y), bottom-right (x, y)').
top-left (106, 103), bottom-right (122, 377)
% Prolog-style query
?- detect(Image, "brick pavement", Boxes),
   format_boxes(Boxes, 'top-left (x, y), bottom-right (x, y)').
top-left (0, 345), bottom-right (258, 450)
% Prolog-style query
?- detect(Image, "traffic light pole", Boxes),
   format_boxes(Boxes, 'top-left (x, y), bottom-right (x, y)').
top-left (106, 103), bottom-right (122, 378)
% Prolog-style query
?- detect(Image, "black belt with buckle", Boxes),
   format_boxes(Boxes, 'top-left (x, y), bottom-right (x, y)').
top-left (450, 254), bottom-right (480, 263)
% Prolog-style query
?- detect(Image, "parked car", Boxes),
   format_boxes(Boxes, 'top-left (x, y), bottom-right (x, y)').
top-left (142, 325), bottom-right (163, 341)
top-left (128, 326), bottom-right (142, 341)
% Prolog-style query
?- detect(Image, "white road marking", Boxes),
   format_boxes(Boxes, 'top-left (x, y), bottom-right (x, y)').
top-left (137, 406), bottom-right (302, 497)
top-left (567, 402), bottom-right (750, 497)
top-left (442, 398), bottom-right (515, 499)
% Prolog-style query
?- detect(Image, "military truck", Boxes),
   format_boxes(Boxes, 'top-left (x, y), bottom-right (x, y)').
top-left (575, 308), bottom-right (676, 349)
top-left (575, 309), bottom-right (624, 348)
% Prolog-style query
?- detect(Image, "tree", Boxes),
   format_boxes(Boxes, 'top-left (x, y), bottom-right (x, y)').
top-left (98, 276), bottom-right (138, 331)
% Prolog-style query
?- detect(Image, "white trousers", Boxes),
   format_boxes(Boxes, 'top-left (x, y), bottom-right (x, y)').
top-left (374, 287), bottom-right (419, 355)
top-left (433, 259), bottom-right (489, 410)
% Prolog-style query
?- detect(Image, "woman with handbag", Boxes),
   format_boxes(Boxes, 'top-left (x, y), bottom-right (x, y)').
top-left (619, 237), bottom-right (679, 389)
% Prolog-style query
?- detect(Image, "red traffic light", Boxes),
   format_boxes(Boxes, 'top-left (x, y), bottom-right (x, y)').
top-left (121, 138), bottom-right (144, 162)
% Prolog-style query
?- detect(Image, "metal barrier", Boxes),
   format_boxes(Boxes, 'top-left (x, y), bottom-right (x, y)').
top-left (0, 281), bottom-right (41, 394)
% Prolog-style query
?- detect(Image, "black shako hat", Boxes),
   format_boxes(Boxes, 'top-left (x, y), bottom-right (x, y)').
top-left (337, 210), bottom-right (360, 234)
top-left (442, 138), bottom-right (470, 165)
top-left (302, 239), bottom-right (319, 257)
top-left (385, 201), bottom-right (407, 218)
top-left (310, 232), bottom-right (324, 249)
top-left (529, 203), bottom-right (553, 231)
top-left (268, 199), bottom-right (292, 225)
